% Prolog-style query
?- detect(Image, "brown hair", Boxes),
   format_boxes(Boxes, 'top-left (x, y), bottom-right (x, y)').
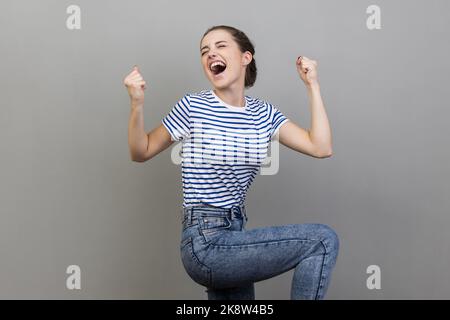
top-left (201, 25), bottom-right (257, 89)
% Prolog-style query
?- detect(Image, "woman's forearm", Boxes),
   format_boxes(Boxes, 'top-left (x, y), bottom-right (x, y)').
top-left (306, 83), bottom-right (333, 156)
top-left (128, 103), bottom-right (149, 161)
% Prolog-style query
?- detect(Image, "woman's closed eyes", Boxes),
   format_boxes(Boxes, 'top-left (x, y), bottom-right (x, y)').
top-left (201, 45), bottom-right (226, 56)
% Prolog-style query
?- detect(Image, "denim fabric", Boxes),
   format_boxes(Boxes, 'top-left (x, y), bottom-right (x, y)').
top-left (179, 203), bottom-right (339, 300)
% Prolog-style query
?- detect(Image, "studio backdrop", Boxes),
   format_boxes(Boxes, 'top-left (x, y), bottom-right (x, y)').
top-left (1, 0), bottom-right (449, 299)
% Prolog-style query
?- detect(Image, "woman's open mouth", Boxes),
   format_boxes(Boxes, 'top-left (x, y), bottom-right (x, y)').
top-left (209, 61), bottom-right (227, 77)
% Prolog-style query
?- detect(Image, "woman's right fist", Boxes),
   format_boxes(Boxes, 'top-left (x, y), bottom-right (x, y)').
top-left (123, 65), bottom-right (147, 105)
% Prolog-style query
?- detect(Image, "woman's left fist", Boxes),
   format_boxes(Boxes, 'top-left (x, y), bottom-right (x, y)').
top-left (296, 56), bottom-right (319, 87)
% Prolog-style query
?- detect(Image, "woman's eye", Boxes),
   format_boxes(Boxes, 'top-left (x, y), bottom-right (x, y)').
top-left (201, 45), bottom-right (225, 56)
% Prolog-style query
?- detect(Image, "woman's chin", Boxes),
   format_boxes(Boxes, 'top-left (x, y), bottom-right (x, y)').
top-left (212, 73), bottom-right (225, 81)
top-left (211, 75), bottom-right (227, 86)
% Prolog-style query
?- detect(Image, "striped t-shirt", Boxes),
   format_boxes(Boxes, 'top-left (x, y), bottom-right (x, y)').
top-left (162, 89), bottom-right (289, 209)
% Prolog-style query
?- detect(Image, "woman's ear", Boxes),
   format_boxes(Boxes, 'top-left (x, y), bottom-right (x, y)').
top-left (243, 51), bottom-right (253, 66)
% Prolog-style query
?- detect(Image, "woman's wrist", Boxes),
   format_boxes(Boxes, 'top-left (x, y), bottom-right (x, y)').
top-left (306, 82), bottom-right (320, 91)
top-left (131, 101), bottom-right (144, 111)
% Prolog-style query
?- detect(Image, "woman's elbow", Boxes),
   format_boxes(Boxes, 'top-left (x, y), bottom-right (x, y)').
top-left (314, 146), bottom-right (333, 158)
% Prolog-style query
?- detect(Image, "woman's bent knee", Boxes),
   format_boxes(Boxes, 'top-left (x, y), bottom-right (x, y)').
top-left (312, 223), bottom-right (339, 255)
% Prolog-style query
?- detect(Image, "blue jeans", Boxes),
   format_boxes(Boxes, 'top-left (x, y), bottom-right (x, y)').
top-left (179, 204), bottom-right (339, 300)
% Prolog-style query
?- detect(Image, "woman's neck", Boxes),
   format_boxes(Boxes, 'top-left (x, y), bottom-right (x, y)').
top-left (213, 88), bottom-right (246, 108)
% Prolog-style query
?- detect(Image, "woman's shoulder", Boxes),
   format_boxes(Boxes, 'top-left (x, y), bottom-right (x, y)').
top-left (183, 89), bottom-right (211, 101)
top-left (245, 94), bottom-right (275, 112)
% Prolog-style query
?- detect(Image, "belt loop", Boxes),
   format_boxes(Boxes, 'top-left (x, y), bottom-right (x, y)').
top-left (188, 207), bottom-right (193, 224)
top-left (242, 205), bottom-right (248, 221)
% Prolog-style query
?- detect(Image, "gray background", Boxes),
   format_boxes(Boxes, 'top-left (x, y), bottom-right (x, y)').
top-left (1, 0), bottom-right (449, 299)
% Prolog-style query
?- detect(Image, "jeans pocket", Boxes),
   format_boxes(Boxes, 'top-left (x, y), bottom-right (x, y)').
top-left (198, 215), bottom-right (232, 243)
top-left (180, 237), bottom-right (211, 287)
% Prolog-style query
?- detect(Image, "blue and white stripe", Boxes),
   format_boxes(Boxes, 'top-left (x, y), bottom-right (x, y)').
top-left (162, 89), bottom-right (289, 208)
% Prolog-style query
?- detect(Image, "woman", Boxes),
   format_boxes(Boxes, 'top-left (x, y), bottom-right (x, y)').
top-left (124, 25), bottom-right (339, 300)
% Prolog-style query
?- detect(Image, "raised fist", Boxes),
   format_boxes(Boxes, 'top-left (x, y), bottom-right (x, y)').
top-left (123, 65), bottom-right (147, 105)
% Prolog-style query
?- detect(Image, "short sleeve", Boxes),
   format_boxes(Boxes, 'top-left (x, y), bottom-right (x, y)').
top-left (269, 103), bottom-right (289, 140)
top-left (162, 93), bottom-right (191, 141)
